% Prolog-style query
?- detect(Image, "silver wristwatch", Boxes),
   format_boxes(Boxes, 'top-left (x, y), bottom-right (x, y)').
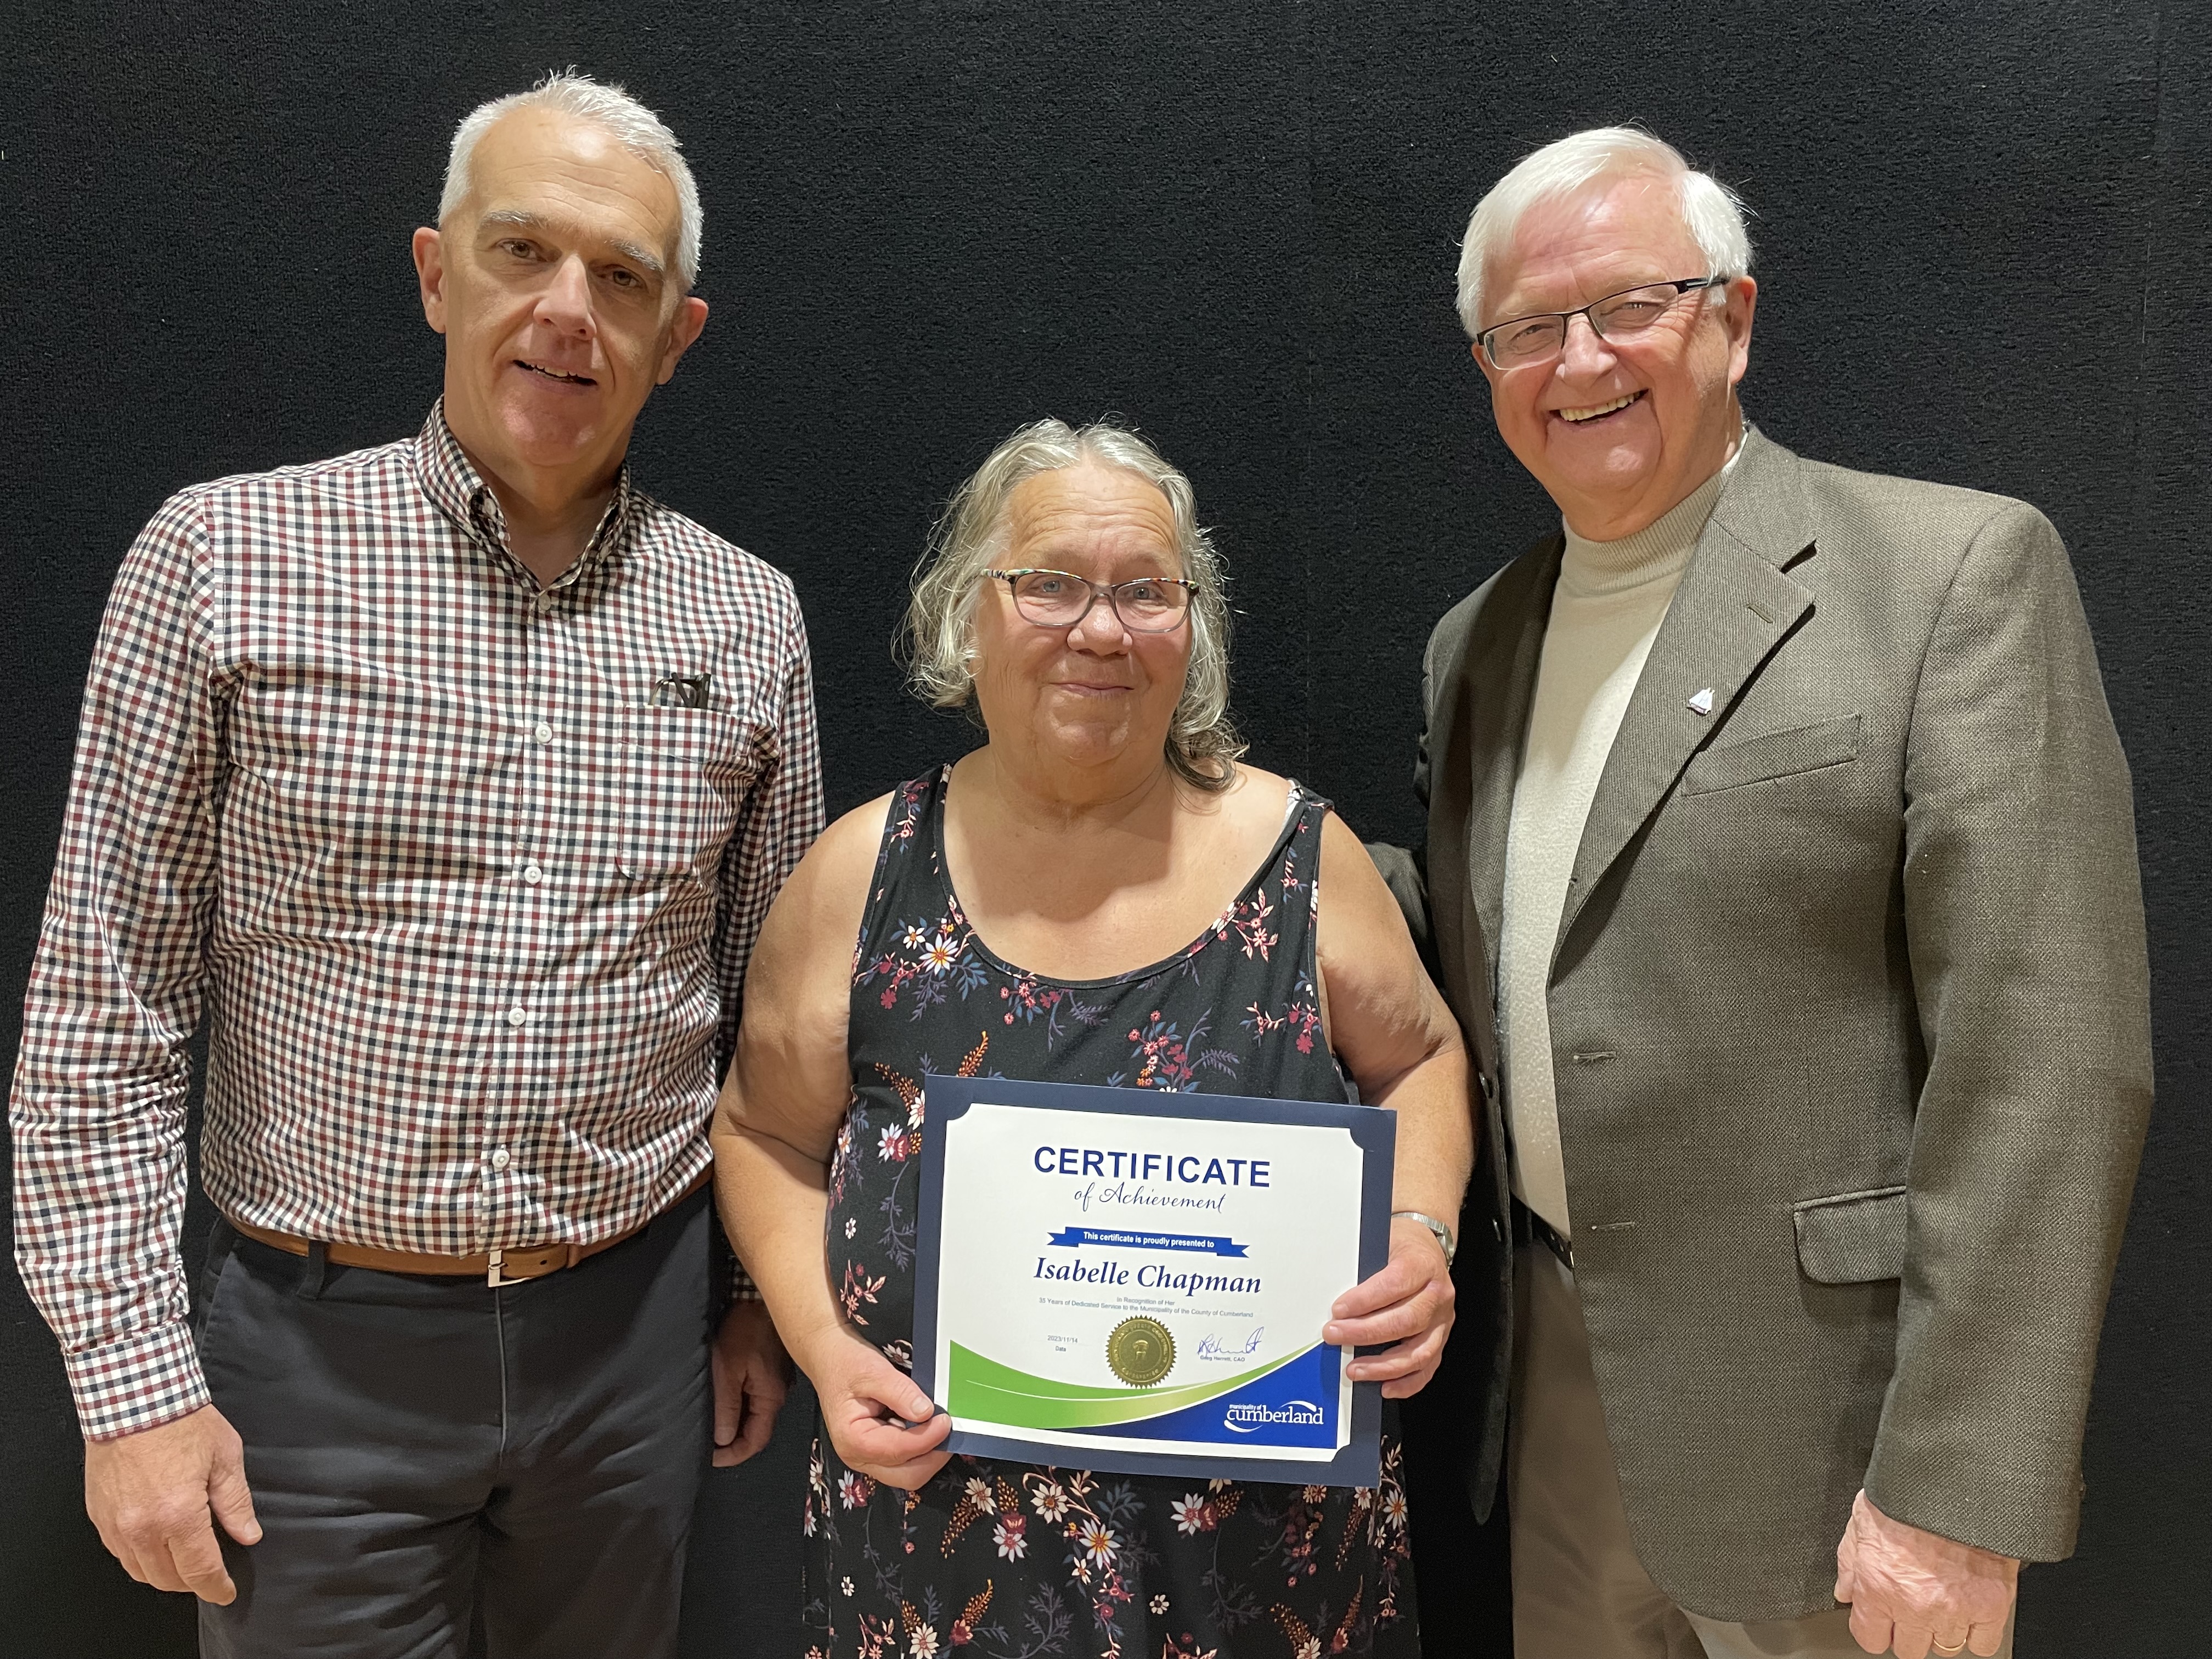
top-left (1391, 1210), bottom-right (1457, 1267)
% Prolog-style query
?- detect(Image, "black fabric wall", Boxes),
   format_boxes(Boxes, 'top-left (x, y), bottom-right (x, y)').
top-left (3, 4), bottom-right (2205, 1654)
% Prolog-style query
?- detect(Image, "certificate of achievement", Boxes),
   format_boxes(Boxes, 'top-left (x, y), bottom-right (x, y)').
top-left (912, 1074), bottom-right (1395, 1488)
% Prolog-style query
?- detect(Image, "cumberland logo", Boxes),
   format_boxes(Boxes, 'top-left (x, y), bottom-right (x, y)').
top-left (1223, 1399), bottom-right (1325, 1433)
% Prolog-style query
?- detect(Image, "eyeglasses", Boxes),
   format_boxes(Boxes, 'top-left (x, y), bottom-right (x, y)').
top-left (983, 568), bottom-right (1197, 634)
top-left (1477, 275), bottom-right (1729, 368)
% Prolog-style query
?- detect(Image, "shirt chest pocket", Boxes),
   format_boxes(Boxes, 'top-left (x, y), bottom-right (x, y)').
top-left (618, 709), bottom-right (766, 883)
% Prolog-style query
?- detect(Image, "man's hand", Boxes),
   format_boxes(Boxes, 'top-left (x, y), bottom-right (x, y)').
top-left (1322, 1217), bottom-right (1456, 1398)
top-left (1835, 1489), bottom-right (2018, 1657)
top-left (712, 1299), bottom-right (793, 1466)
top-left (84, 1405), bottom-right (260, 1604)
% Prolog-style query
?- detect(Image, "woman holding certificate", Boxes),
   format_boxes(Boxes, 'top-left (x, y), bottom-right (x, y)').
top-left (714, 420), bottom-right (1474, 1657)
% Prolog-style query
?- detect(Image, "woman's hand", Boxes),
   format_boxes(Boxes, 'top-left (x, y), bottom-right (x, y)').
top-left (797, 1324), bottom-right (953, 1491)
top-left (1322, 1217), bottom-right (1456, 1399)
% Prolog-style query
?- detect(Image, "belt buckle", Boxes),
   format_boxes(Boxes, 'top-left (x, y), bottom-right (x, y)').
top-left (487, 1249), bottom-right (526, 1289)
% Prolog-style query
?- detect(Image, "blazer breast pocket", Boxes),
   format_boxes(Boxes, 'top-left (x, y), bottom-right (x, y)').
top-left (1681, 713), bottom-right (1861, 797)
top-left (1792, 1186), bottom-right (1906, 1284)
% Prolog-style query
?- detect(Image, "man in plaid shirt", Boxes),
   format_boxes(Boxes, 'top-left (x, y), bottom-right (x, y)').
top-left (9, 72), bottom-right (821, 1656)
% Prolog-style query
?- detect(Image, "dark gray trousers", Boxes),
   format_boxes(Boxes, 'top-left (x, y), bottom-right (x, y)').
top-left (194, 1187), bottom-right (714, 1659)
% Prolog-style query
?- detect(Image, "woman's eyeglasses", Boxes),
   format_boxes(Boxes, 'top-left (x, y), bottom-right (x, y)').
top-left (982, 568), bottom-right (1195, 634)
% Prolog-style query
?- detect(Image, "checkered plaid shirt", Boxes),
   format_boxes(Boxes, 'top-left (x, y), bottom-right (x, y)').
top-left (10, 407), bottom-right (823, 1439)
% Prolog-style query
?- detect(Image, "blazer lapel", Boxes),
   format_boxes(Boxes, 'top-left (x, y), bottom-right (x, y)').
top-left (1554, 430), bottom-right (1817, 953)
top-left (1462, 539), bottom-right (1560, 988)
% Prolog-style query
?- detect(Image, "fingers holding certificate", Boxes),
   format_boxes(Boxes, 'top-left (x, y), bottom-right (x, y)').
top-left (806, 1324), bottom-right (953, 1491)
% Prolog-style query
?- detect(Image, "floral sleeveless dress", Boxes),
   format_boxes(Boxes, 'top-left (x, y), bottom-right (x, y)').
top-left (805, 766), bottom-right (1419, 1659)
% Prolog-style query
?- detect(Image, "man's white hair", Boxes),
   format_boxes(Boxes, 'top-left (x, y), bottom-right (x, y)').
top-left (1455, 127), bottom-right (1750, 337)
top-left (439, 70), bottom-right (703, 290)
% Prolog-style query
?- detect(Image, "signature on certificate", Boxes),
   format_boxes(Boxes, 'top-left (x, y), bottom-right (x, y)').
top-left (1194, 1327), bottom-right (1266, 1359)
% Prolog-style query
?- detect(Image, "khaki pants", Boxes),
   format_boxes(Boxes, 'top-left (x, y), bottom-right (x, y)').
top-left (1508, 1245), bottom-right (2012, 1659)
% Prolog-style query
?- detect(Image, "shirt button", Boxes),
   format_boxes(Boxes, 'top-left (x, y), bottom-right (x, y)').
top-left (522, 863), bottom-right (544, 885)
top-left (505, 1006), bottom-right (531, 1028)
top-left (490, 1148), bottom-right (512, 1171)
top-left (531, 721), bottom-right (554, 745)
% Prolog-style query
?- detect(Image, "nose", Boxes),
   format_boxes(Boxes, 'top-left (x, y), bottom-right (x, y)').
top-left (1555, 310), bottom-right (1616, 380)
top-left (534, 254), bottom-right (596, 339)
top-left (1065, 589), bottom-right (1133, 652)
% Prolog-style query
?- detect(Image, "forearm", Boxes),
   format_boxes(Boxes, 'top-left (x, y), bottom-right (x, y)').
top-left (1374, 1043), bottom-right (1475, 1227)
top-left (1327, 1015), bottom-right (1471, 1397)
top-left (711, 1121), bottom-right (847, 1373)
top-left (1316, 812), bottom-right (1472, 1225)
top-left (12, 938), bottom-right (207, 1437)
top-left (10, 498), bottom-right (225, 1438)
top-left (10, 1062), bottom-right (204, 1439)
top-left (1866, 1081), bottom-right (2145, 1560)
top-left (1873, 501), bottom-right (2154, 1559)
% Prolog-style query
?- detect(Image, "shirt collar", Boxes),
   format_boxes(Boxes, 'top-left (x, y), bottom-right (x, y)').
top-left (411, 399), bottom-right (641, 577)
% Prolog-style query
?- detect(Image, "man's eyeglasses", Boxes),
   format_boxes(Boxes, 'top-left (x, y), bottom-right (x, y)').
top-left (1477, 275), bottom-right (1729, 368)
top-left (982, 568), bottom-right (1195, 634)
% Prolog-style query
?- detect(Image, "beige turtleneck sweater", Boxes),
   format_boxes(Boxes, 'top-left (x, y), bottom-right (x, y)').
top-left (1499, 453), bottom-right (1739, 1237)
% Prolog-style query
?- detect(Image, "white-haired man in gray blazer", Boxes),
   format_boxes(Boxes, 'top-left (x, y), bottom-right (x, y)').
top-left (1375, 127), bottom-right (2152, 1659)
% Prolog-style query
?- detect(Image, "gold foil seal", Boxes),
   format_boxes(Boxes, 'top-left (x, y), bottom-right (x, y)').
top-left (1107, 1316), bottom-right (1176, 1386)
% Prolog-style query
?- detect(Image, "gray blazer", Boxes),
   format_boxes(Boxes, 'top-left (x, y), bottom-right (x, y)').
top-left (1375, 425), bottom-right (2153, 1622)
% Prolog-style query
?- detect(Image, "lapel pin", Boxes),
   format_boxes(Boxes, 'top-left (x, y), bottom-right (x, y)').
top-left (1687, 687), bottom-right (1714, 716)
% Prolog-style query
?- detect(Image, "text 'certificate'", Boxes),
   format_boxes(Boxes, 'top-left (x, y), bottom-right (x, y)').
top-left (912, 1074), bottom-right (1394, 1488)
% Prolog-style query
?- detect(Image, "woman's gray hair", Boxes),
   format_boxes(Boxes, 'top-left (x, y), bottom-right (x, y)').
top-left (441, 70), bottom-right (703, 290)
top-left (902, 419), bottom-right (1245, 793)
top-left (1455, 126), bottom-right (1751, 336)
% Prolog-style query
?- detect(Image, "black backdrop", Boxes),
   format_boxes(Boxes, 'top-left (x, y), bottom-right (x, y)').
top-left (3, 3), bottom-right (2206, 1655)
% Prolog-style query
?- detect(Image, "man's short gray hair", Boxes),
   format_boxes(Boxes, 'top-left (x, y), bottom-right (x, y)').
top-left (440, 70), bottom-right (703, 290)
top-left (1455, 126), bottom-right (1751, 336)
top-left (903, 419), bottom-right (1245, 793)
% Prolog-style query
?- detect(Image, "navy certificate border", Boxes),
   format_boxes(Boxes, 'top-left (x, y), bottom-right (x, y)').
top-left (912, 1072), bottom-right (1395, 1488)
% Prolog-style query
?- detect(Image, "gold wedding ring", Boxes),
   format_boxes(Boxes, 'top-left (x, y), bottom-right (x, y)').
top-left (1932, 1641), bottom-right (1967, 1657)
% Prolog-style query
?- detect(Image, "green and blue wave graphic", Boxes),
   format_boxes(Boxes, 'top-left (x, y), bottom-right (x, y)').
top-left (949, 1340), bottom-right (1341, 1448)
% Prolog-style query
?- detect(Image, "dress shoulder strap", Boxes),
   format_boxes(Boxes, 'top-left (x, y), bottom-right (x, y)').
top-left (849, 765), bottom-right (952, 980)
top-left (1265, 780), bottom-right (1331, 978)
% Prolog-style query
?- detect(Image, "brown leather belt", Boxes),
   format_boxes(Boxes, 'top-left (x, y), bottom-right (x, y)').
top-left (228, 1170), bottom-right (711, 1288)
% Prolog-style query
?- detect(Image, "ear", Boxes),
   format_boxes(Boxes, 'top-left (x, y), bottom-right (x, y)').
top-left (412, 227), bottom-right (448, 335)
top-left (656, 295), bottom-right (711, 385)
top-left (1469, 338), bottom-right (1502, 390)
top-left (1722, 275), bottom-right (1757, 389)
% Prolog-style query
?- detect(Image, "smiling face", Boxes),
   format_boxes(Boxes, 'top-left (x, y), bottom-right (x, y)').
top-left (412, 107), bottom-right (707, 504)
top-left (1475, 172), bottom-right (1756, 539)
top-left (969, 462), bottom-right (1191, 786)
